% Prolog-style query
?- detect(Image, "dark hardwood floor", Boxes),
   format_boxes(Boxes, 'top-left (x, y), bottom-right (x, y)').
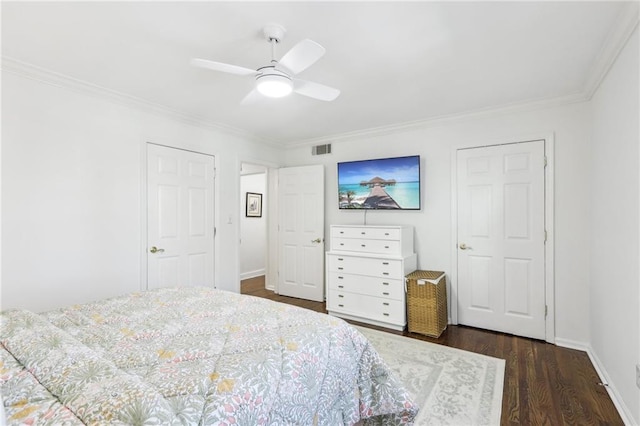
top-left (241, 276), bottom-right (624, 425)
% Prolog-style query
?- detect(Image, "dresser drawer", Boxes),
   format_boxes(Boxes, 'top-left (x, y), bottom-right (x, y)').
top-left (327, 255), bottom-right (403, 279)
top-left (328, 272), bottom-right (404, 300)
top-left (332, 237), bottom-right (401, 255)
top-left (327, 292), bottom-right (405, 324)
top-left (331, 226), bottom-right (400, 241)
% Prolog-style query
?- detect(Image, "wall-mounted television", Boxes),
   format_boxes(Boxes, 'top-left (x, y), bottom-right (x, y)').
top-left (337, 155), bottom-right (421, 210)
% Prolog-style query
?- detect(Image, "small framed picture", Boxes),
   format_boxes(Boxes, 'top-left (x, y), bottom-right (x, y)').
top-left (246, 192), bottom-right (262, 217)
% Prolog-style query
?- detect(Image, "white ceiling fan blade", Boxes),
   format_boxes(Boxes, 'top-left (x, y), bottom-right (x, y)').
top-left (190, 58), bottom-right (256, 76)
top-left (279, 39), bottom-right (325, 75)
top-left (293, 79), bottom-right (340, 102)
top-left (240, 89), bottom-right (264, 105)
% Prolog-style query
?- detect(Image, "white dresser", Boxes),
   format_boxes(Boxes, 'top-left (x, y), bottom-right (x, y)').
top-left (326, 225), bottom-right (417, 330)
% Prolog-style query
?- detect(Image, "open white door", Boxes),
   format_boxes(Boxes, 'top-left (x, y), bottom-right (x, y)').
top-left (457, 140), bottom-right (546, 339)
top-left (278, 165), bottom-right (325, 301)
top-left (147, 143), bottom-right (215, 289)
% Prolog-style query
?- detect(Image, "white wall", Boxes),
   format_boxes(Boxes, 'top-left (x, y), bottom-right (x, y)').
top-left (240, 173), bottom-right (267, 280)
top-left (590, 26), bottom-right (639, 424)
top-left (1, 71), bottom-right (282, 312)
top-left (285, 101), bottom-right (593, 345)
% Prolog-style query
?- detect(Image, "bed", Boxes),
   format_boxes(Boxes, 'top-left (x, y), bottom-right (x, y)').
top-left (0, 287), bottom-right (417, 425)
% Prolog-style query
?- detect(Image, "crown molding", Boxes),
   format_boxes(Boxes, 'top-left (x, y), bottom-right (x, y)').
top-left (285, 2), bottom-right (639, 149)
top-left (583, 1), bottom-right (639, 99)
top-left (0, 56), bottom-right (281, 148)
top-left (286, 92), bottom-right (588, 148)
top-left (4, 0), bottom-right (636, 152)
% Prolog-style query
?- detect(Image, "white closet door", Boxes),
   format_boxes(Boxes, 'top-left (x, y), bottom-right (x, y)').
top-left (457, 140), bottom-right (546, 339)
top-left (147, 144), bottom-right (215, 289)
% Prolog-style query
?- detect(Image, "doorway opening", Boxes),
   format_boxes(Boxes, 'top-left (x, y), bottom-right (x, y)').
top-left (240, 162), bottom-right (268, 287)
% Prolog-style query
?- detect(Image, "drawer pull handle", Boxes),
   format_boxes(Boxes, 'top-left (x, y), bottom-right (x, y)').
top-left (385, 233), bottom-right (390, 236)
top-left (338, 304), bottom-right (344, 308)
top-left (340, 231), bottom-right (344, 234)
top-left (337, 258), bottom-right (344, 261)
top-left (338, 285), bottom-right (344, 288)
top-left (382, 282), bottom-right (389, 286)
top-left (337, 276), bottom-right (344, 280)
top-left (382, 272), bottom-right (389, 276)
top-left (340, 243), bottom-right (345, 246)
top-left (383, 302), bottom-right (389, 306)
top-left (361, 232), bottom-right (366, 235)
top-left (382, 292), bottom-right (389, 296)
top-left (384, 246), bottom-right (390, 249)
top-left (361, 244), bottom-right (366, 247)
top-left (338, 295), bottom-right (344, 298)
top-left (382, 262), bottom-right (389, 265)
top-left (383, 313), bottom-right (390, 316)
top-left (338, 267), bottom-right (344, 271)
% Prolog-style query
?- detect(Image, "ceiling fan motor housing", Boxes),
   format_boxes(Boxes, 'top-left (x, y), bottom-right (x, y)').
top-left (256, 66), bottom-right (293, 97)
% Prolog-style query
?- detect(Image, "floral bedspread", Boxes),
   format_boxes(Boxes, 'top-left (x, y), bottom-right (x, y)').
top-left (0, 287), bottom-right (417, 425)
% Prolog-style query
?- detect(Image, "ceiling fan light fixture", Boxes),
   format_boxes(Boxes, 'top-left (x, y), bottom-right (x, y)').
top-left (191, 23), bottom-right (339, 103)
top-left (256, 73), bottom-right (293, 98)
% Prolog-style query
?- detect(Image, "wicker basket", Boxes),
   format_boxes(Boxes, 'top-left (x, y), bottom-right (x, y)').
top-left (405, 270), bottom-right (447, 337)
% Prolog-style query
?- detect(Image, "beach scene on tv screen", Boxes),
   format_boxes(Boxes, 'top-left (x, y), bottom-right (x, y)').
top-left (338, 156), bottom-right (420, 209)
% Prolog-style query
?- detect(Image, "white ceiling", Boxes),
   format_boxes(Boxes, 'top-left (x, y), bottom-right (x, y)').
top-left (1, 1), bottom-right (632, 147)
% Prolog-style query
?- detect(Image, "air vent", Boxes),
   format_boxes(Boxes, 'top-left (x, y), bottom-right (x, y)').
top-left (312, 143), bottom-right (332, 156)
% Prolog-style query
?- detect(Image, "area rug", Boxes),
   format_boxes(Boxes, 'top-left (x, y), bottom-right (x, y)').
top-left (355, 326), bottom-right (505, 425)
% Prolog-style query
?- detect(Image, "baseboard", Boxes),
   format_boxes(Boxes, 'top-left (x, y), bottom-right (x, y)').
top-left (554, 337), bottom-right (589, 352)
top-left (555, 338), bottom-right (636, 425)
top-left (585, 346), bottom-right (636, 425)
top-left (239, 269), bottom-right (266, 281)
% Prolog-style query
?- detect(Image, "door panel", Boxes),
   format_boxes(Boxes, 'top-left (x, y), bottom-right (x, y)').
top-left (470, 185), bottom-right (492, 236)
top-left (504, 258), bottom-right (531, 316)
top-left (188, 188), bottom-right (206, 236)
top-left (457, 140), bottom-right (545, 339)
top-left (158, 185), bottom-right (179, 237)
top-left (278, 165), bottom-right (325, 301)
top-left (504, 183), bottom-right (531, 239)
top-left (147, 144), bottom-right (215, 289)
top-left (158, 257), bottom-right (179, 287)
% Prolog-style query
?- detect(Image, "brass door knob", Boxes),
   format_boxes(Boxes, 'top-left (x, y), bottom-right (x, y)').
top-left (459, 243), bottom-right (470, 250)
top-left (311, 238), bottom-right (322, 243)
top-left (149, 246), bottom-right (165, 254)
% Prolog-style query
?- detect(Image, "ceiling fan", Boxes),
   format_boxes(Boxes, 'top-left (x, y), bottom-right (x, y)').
top-left (191, 23), bottom-right (340, 104)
